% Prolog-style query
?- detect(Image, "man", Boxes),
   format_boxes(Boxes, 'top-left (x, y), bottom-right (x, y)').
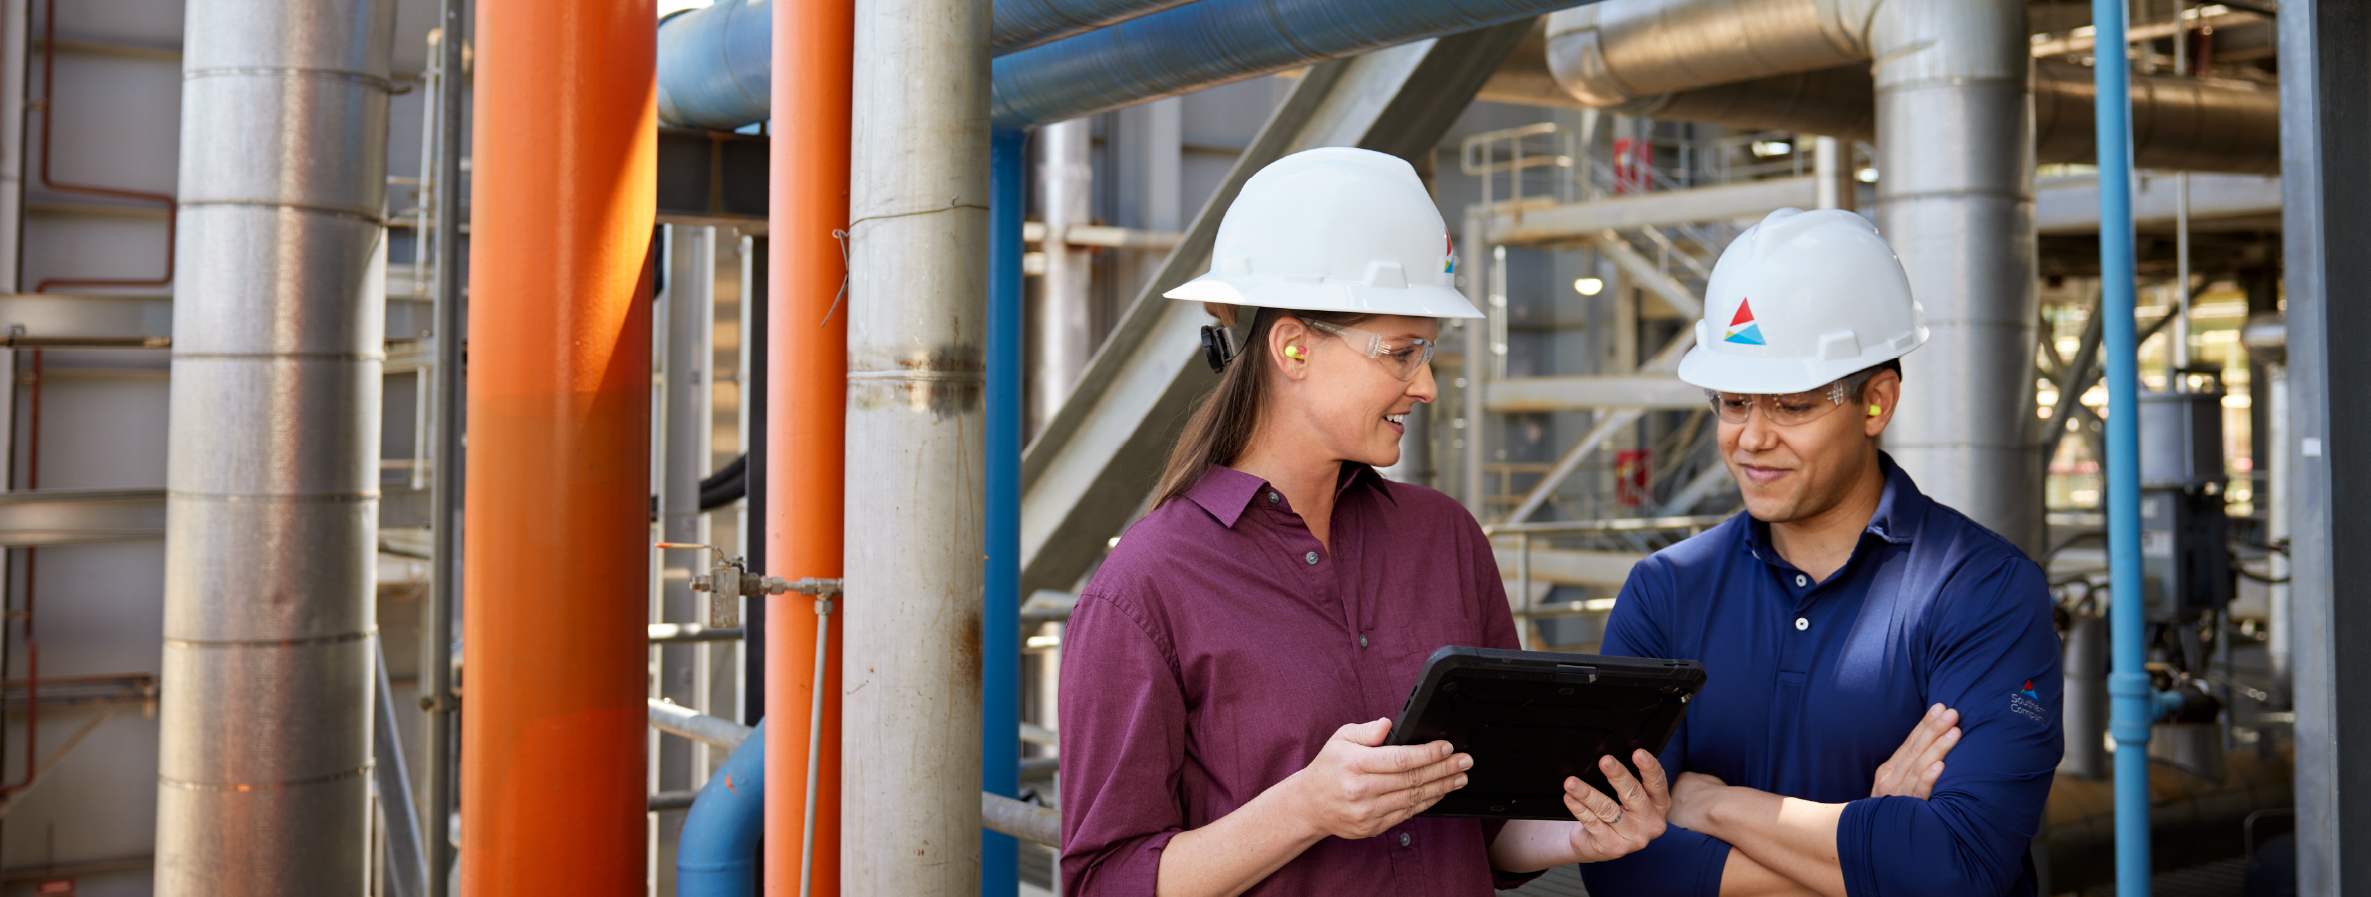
top-left (1579, 208), bottom-right (2063, 897)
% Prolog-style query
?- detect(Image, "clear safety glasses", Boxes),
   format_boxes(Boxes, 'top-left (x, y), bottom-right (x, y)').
top-left (1305, 320), bottom-right (1437, 381)
top-left (1705, 378), bottom-right (1858, 427)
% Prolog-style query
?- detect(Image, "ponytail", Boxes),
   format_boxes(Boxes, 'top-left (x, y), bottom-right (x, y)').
top-left (1152, 304), bottom-right (1372, 508)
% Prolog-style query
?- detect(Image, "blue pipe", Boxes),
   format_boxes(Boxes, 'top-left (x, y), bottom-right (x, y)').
top-left (983, 127), bottom-right (1027, 897)
top-left (990, 0), bottom-right (1583, 128)
top-left (654, 0), bottom-right (1192, 129)
top-left (996, 0), bottom-right (1200, 55)
top-left (2090, 1), bottom-right (2151, 895)
top-left (656, 0), bottom-right (773, 130)
top-left (676, 721), bottom-right (767, 897)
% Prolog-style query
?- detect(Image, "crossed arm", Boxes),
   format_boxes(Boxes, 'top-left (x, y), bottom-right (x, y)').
top-left (1670, 705), bottom-right (1965, 897)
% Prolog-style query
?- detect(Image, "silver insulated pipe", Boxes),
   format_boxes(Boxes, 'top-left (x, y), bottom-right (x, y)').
top-left (1544, 0), bottom-right (2043, 552)
top-left (157, 0), bottom-right (395, 890)
top-left (1866, 0), bottom-right (2041, 555)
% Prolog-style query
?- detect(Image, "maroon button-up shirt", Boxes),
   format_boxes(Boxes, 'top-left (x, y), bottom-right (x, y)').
top-left (1058, 464), bottom-right (1536, 895)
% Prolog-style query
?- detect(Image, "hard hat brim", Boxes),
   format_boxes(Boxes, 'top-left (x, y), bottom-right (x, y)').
top-left (1164, 273), bottom-right (1483, 319)
top-left (1675, 324), bottom-right (1926, 395)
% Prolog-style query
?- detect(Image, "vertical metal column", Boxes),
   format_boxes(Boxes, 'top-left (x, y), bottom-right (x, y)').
top-left (1033, 119), bottom-right (1093, 433)
top-left (986, 126), bottom-right (1026, 897)
top-left (741, 235), bottom-right (768, 725)
top-left (1868, 0), bottom-right (2044, 556)
top-left (766, 0), bottom-right (854, 888)
top-left (656, 224), bottom-right (716, 892)
top-left (1459, 210), bottom-right (1488, 517)
top-left (421, 1), bottom-right (468, 893)
top-left (2090, 0), bottom-right (2154, 893)
top-left (156, 0), bottom-right (395, 890)
top-left (459, 0), bottom-right (655, 888)
top-left (843, 0), bottom-right (990, 889)
top-left (2275, 0), bottom-right (2371, 890)
top-left (0, 0), bottom-right (24, 291)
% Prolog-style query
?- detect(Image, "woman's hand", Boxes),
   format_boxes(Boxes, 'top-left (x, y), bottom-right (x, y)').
top-left (1667, 770), bottom-right (1728, 832)
top-left (1282, 718), bottom-right (1471, 840)
top-left (1869, 703), bottom-right (1960, 799)
top-left (1559, 750), bottom-right (1672, 862)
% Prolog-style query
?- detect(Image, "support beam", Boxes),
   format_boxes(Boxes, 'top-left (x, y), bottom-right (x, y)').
top-left (1019, 23), bottom-right (1529, 595)
top-left (1485, 177), bottom-right (1819, 246)
top-left (2035, 173), bottom-right (2283, 234)
top-left (1484, 374), bottom-right (1703, 412)
top-left (2275, 1), bottom-right (2371, 890)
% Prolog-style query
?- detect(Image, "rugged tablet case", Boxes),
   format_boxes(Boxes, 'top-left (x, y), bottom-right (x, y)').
top-left (1385, 645), bottom-right (1706, 821)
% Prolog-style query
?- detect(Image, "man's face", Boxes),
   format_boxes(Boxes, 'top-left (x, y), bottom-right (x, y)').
top-left (1715, 371), bottom-right (1901, 523)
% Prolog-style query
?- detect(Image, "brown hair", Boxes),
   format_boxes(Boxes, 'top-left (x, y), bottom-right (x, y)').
top-left (1153, 304), bottom-right (1374, 507)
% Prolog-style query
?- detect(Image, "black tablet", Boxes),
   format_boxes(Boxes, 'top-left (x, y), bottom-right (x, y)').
top-left (1385, 645), bottom-right (1706, 820)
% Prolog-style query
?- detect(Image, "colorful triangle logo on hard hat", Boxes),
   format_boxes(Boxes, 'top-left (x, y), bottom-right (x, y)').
top-left (1723, 298), bottom-right (1767, 345)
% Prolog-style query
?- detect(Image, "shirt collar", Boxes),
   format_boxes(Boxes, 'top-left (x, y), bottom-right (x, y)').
top-left (1739, 451), bottom-right (1926, 557)
top-left (1184, 462), bottom-right (1395, 529)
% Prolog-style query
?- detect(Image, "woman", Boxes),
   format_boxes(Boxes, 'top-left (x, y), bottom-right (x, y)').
top-left (1057, 147), bottom-right (1671, 897)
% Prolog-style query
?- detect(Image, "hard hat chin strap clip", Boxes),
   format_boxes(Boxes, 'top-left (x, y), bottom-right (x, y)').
top-left (1200, 324), bottom-right (1241, 373)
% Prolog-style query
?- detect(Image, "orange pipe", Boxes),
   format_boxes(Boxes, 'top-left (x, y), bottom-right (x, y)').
top-left (765, 0), bottom-right (854, 892)
top-left (460, 0), bottom-right (656, 892)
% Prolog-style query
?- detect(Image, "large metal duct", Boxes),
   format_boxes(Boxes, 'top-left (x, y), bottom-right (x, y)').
top-left (1539, 0), bottom-right (2041, 553)
top-left (989, 0), bottom-right (1607, 128)
top-left (157, 0), bottom-right (395, 890)
top-left (842, 0), bottom-right (988, 891)
top-left (1539, 3), bottom-right (2280, 175)
top-left (1871, 0), bottom-right (2042, 555)
top-left (656, 0), bottom-right (1196, 129)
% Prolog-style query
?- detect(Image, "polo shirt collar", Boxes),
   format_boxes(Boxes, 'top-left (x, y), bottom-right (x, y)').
top-left (1740, 451), bottom-right (1927, 558)
top-left (1185, 462), bottom-right (1394, 529)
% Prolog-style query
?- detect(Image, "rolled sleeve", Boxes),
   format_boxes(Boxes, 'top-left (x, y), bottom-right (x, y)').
top-left (1836, 557), bottom-right (2062, 897)
top-left (1059, 593), bottom-right (1191, 896)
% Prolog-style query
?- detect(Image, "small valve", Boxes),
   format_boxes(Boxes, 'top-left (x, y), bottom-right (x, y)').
top-left (656, 543), bottom-right (844, 628)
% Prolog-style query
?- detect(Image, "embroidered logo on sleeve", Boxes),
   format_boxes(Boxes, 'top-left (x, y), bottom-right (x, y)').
top-left (2009, 679), bottom-right (2046, 722)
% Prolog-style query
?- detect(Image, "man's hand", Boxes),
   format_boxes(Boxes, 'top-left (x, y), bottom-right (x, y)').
top-left (1282, 719), bottom-right (1471, 840)
top-left (1869, 704), bottom-right (1960, 800)
top-left (1668, 770), bottom-right (1729, 832)
top-left (1559, 750), bottom-right (1672, 862)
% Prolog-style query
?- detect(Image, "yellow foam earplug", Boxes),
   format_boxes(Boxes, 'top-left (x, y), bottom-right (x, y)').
top-left (1286, 346), bottom-right (1306, 359)
top-left (1868, 404), bottom-right (1883, 417)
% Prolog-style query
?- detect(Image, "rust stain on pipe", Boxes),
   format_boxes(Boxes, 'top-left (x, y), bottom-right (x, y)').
top-left (767, 0), bottom-right (856, 890)
top-left (460, 0), bottom-right (656, 891)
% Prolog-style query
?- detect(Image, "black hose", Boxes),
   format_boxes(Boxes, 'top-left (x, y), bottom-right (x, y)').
top-left (647, 452), bottom-right (751, 520)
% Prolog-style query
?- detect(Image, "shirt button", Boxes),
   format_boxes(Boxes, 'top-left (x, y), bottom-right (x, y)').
top-left (1305, 551), bottom-right (1320, 565)
top-left (1794, 574), bottom-right (1808, 587)
top-left (1795, 617), bottom-right (1810, 631)
top-left (1359, 633), bottom-right (1369, 648)
top-left (1268, 491), bottom-right (1281, 503)
top-left (1399, 832), bottom-right (1412, 847)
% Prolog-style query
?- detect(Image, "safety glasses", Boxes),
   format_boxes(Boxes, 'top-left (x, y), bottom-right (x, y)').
top-left (1304, 320), bottom-right (1437, 381)
top-left (1705, 378), bottom-right (1856, 427)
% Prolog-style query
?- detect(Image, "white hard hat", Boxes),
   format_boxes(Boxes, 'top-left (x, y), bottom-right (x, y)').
top-left (1164, 147), bottom-right (1482, 320)
top-left (1676, 208), bottom-right (1927, 394)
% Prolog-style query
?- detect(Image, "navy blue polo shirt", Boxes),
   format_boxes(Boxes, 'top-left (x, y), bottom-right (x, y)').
top-left (1580, 455), bottom-right (2062, 897)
